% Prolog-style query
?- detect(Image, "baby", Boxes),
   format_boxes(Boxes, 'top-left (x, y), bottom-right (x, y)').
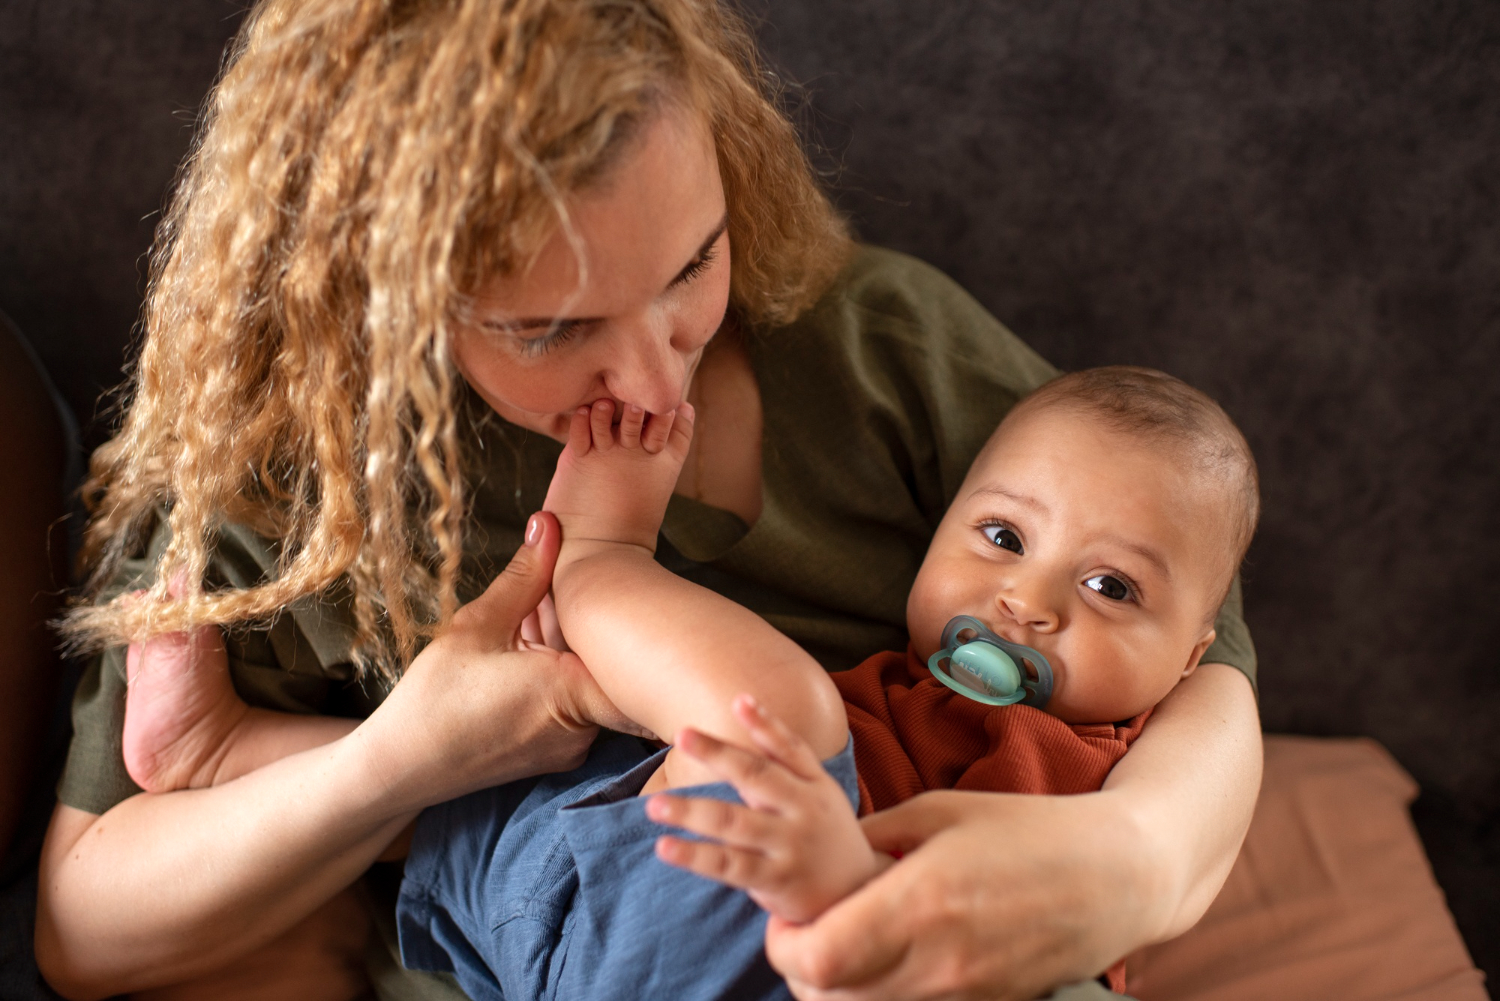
top-left (122, 365), bottom-right (1258, 1001)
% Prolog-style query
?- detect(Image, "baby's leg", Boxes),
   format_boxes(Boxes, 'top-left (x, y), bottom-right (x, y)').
top-left (123, 623), bottom-right (354, 793)
top-left (546, 401), bottom-right (847, 791)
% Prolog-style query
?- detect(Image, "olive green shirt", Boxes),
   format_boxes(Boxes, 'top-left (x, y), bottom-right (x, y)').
top-left (59, 244), bottom-right (1256, 817)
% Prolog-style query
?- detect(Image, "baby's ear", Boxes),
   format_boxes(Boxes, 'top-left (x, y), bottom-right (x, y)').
top-left (1181, 628), bottom-right (1217, 679)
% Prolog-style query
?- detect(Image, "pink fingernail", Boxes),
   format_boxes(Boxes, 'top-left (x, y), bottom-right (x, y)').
top-left (525, 514), bottom-right (543, 546)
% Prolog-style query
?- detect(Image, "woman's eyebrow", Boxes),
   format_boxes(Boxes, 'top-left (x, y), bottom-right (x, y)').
top-left (484, 214), bottom-right (730, 333)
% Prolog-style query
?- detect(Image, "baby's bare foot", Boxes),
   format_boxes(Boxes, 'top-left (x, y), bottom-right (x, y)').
top-left (122, 623), bottom-right (249, 793)
top-left (543, 399), bottom-right (695, 554)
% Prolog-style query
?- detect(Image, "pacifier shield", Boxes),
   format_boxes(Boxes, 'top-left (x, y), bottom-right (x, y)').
top-left (926, 615), bottom-right (1054, 709)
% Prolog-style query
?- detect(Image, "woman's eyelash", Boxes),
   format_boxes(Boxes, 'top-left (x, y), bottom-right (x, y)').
top-left (673, 244), bottom-right (717, 286)
top-left (517, 321), bottom-right (582, 358)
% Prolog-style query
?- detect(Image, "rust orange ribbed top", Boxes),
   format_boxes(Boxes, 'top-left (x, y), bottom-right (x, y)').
top-left (831, 647), bottom-right (1151, 995)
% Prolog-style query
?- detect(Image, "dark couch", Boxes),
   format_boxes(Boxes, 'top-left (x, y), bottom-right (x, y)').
top-left (2, 0), bottom-right (1495, 990)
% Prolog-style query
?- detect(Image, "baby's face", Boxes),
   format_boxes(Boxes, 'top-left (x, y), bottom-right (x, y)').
top-left (907, 407), bottom-right (1227, 724)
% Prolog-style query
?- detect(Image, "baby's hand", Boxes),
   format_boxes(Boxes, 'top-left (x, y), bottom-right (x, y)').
top-left (647, 695), bottom-right (885, 924)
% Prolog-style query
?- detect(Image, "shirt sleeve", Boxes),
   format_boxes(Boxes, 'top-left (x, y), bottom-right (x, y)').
top-left (1203, 574), bottom-right (1258, 695)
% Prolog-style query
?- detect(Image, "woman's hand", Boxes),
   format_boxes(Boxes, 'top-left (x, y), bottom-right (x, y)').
top-left (764, 789), bottom-right (1150, 1001)
top-left (350, 511), bottom-right (640, 811)
top-left (764, 664), bottom-right (1261, 1000)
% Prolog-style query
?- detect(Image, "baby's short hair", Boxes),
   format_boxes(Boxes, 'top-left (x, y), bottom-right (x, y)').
top-left (1011, 366), bottom-right (1260, 595)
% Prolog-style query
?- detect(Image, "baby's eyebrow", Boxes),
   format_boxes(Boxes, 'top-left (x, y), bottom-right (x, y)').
top-left (1096, 534), bottom-right (1173, 581)
top-left (968, 485), bottom-right (1048, 512)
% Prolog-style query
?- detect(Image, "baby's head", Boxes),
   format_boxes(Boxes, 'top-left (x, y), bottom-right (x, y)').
top-left (907, 366), bottom-right (1259, 724)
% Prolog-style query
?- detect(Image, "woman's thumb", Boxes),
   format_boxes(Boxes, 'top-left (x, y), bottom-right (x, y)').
top-left (461, 512), bottom-right (560, 634)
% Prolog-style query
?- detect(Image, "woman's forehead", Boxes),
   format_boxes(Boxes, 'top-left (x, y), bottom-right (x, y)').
top-left (470, 105), bottom-right (724, 318)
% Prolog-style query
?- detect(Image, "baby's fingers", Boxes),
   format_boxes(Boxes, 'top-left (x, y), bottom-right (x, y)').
top-left (655, 834), bottom-right (775, 893)
top-left (647, 792), bottom-right (782, 850)
top-left (675, 727), bottom-right (800, 808)
top-left (733, 694), bottom-right (826, 782)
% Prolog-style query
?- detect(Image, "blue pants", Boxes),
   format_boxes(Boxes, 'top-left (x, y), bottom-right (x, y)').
top-left (397, 732), bottom-right (861, 1001)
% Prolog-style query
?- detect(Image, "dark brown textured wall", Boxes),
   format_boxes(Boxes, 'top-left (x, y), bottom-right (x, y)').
top-left (1, 0), bottom-right (1496, 979)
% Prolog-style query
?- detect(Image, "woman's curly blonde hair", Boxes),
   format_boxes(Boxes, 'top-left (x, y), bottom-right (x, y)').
top-left (63, 0), bottom-right (851, 682)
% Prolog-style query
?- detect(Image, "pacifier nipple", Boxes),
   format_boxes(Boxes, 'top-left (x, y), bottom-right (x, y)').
top-left (927, 615), bottom-right (1055, 709)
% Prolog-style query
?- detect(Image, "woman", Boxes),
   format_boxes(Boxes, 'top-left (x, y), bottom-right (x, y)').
top-left (36, 1), bottom-right (1261, 998)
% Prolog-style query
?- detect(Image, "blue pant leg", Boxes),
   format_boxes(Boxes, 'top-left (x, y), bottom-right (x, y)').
top-left (551, 739), bottom-right (860, 1001)
top-left (400, 736), bottom-right (859, 1001)
top-left (398, 733), bottom-right (659, 1001)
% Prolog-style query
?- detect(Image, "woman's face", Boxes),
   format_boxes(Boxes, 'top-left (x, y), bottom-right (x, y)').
top-left (454, 104), bottom-right (731, 442)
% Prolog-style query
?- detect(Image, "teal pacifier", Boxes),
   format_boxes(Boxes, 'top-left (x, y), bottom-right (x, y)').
top-left (927, 615), bottom-right (1054, 708)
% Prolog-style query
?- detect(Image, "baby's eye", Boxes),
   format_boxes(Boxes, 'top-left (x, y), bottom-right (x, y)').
top-left (1084, 574), bottom-right (1132, 601)
top-left (982, 525), bottom-right (1024, 555)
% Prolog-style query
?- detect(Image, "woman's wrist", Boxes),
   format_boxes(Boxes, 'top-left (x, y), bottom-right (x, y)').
top-left (1092, 785), bottom-right (1185, 947)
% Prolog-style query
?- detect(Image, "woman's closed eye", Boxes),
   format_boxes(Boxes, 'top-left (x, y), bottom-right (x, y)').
top-left (670, 242), bottom-right (719, 288)
top-left (1084, 573), bottom-right (1134, 602)
top-left (981, 523), bottom-right (1024, 554)
top-left (515, 319), bottom-right (587, 358)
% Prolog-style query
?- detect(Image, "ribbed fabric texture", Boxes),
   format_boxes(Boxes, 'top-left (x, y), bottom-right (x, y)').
top-left (832, 647), bottom-right (1151, 995)
top-left (834, 648), bottom-right (1151, 814)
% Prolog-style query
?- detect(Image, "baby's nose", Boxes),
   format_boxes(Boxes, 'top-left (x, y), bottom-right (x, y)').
top-left (995, 589), bottom-right (1060, 633)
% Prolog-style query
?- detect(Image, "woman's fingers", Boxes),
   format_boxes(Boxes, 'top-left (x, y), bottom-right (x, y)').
top-left (765, 890), bottom-right (911, 998)
top-left (519, 609), bottom-right (544, 645)
top-left (732, 694), bottom-right (825, 782)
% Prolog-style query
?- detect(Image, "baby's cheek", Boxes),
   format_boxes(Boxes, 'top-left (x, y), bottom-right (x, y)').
top-left (1051, 640), bottom-right (1163, 724)
top-left (904, 559), bottom-right (968, 658)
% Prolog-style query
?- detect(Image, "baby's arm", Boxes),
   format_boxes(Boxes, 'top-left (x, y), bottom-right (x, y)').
top-left (648, 694), bottom-right (889, 923)
top-left (546, 401), bottom-right (848, 790)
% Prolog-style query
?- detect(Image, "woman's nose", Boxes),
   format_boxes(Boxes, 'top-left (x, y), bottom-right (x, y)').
top-left (601, 313), bottom-right (689, 414)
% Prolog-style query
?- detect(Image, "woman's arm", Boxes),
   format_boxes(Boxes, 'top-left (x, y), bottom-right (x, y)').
top-left (36, 514), bottom-right (630, 1000)
top-left (37, 749), bottom-right (416, 998)
top-left (763, 663), bottom-right (1260, 1001)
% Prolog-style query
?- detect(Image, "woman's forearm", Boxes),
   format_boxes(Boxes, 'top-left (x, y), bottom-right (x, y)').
top-left (1101, 661), bottom-right (1262, 941)
top-left (36, 735), bottom-right (415, 1000)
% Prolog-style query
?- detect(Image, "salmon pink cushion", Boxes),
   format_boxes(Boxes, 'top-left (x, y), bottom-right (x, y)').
top-left (1126, 735), bottom-right (1488, 1001)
